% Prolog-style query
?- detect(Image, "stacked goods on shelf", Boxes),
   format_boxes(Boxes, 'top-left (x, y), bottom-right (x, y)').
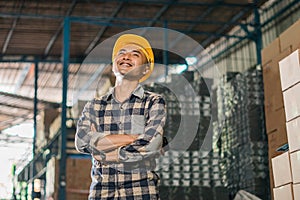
top-left (145, 74), bottom-right (229, 200)
top-left (262, 18), bottom-right (300, 200)
top-left (157, 151), bottom-right (228, 200)
top-left (46, 106), bottom-right (80, 155)
top-left (28, 102), bottom-right (90, 199)
top-left (47, 157), bottom-right (92, 200)
top-left (144, 76), bottom-right (212, 152)
top-left (156, 151), bottom-right (223, 187)
top-left (36, 108), bottom-right (60, 153)
top-left (216, 66), bottom-right (269, 199)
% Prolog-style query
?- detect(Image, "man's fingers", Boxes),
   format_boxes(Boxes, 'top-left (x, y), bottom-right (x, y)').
top-left (105, 149), bottom-right (119, 162)
top-left (93, 155), bottom-right (102, 161)
top-left (91, 123), bottom-right (97, 132)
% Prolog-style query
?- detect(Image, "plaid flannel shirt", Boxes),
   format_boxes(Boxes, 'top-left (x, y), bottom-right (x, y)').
top-left (75, 85), bottom-right (166, 199)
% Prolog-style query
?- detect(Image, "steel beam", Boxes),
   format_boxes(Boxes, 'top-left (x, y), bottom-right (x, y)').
top-left (84, 2), bottom-right (124, 55)
top-left (58, 17), bottom-right (70, 200)
top-left (0, 101), bottom-right (32, 111)
top-left (86, 0), bottom-right (253, 7)
top-left (0, 112), bottom-right (31, 120)
top-left (33, 60), bottom-right (39, 157)
top-left (254, 5), bottom-right (262, 65)
top-left (163, 21), bottom-right (169, 77)
top-left (0, 55), bottom-right (84, 63)
top-left (261, 0), bottom-right (300, 27)
top-left (67, 154), bottom-right (91, 159)
top-left (199, 0), bottom-right (299, 67)
top-left (139, 0), bottom-right (175, 35)
top-left (44, 0), bottom-right (77, 56)
top-left (201, 6), bottom-right (251, 48)
top-left (2, 18), bottom-right (17, 54)
top-left (0, 12), bottom-right (251, 26)
top-left (169, 5), bottom-right (219, 51)
top-left (187, 6), bottom-right (251, 59)
top-left (31, 59), bottom-right (38, 200)
top-left (147, 0), bottom-right (175, 27)
top-left (70, 17), bottom-right (141, 28)
top-left (0, 91), bottom-right (59, 108)
top-left (1, 1), bottom-right (24, 54)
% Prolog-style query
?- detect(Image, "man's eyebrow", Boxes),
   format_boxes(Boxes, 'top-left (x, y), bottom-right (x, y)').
top-left (118, 48), bottom-right (143, 55)
top-left (132, 49), bottom-right (143, 55)
top-left (118, 48), bottom-right (126, 53)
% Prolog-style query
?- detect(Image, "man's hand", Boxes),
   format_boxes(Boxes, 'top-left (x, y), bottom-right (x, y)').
top-left (92, 148), bottom-right (119, 162)
top-left (91, 123), bottom-right (138, 151)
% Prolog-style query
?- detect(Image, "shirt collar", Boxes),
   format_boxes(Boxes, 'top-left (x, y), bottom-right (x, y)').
top-left (105, 84), bottom-right (144, 100)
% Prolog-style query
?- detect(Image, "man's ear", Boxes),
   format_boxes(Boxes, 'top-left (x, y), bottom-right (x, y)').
top-left (143, 65), bottom-right (150, 74)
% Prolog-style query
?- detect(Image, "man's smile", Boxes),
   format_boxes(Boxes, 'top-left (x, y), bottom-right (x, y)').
top-left (119, 61), bottom-right (133, 68)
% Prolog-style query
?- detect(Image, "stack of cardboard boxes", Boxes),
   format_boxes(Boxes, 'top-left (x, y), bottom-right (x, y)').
top-left (36, 107), bottom-right (60, 153)
top-left (45, 102), bottom-right (92, 199)
top-left (262, 19), bottom-right (300, 200)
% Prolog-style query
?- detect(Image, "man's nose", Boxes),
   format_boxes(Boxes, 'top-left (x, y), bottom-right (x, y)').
top-left (122, 52), bottom-right (131, 60)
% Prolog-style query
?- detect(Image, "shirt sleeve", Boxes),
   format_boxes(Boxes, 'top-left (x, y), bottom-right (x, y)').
top-left (75, 100), bottom-right (106, 156)
top-left (119, 95), bottom-right (166, 162)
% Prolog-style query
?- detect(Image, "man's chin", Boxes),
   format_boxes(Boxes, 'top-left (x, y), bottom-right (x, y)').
top-left (119, 69), bottom-right (131, 75)
top-left (123, 76), bottom-right (143, 82)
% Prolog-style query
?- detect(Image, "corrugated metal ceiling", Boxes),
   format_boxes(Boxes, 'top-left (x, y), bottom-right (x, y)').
top-left (0, 0), bottom-right (268, 131)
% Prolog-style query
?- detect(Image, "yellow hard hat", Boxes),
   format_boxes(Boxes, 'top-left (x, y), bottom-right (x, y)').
top-left (112, 34), bottom-right (154, 82)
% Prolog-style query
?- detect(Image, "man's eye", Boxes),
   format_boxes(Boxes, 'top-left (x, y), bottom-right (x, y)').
top-left (132, 53), bottom-right (140, 57)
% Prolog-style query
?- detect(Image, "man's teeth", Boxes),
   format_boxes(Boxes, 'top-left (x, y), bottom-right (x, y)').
top-left (121, 63), bottom-right (131, 67)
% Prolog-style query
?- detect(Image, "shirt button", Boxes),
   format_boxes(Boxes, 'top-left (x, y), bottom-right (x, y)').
top-left (118, 122), bottom-right (122, 129)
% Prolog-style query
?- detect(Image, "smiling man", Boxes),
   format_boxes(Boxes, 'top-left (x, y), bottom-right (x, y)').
top-left (75, 34), bottom-right (167, 200)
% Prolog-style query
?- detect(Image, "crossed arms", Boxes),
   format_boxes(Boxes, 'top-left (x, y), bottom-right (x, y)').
top-left (75, 96), bottom-right (166, 163)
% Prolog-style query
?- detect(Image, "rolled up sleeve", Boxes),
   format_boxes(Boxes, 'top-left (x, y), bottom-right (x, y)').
top-left (75, 101), bottom-right (106, 155)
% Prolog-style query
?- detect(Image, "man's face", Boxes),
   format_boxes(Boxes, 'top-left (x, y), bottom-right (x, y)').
top-left (113, 44), bottom-right (148, 81)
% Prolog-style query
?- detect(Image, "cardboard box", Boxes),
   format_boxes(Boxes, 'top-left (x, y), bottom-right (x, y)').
top-left (287, 117), bottom-right (300, 152)
top-left (263, 59), bottom-right (283, 111)
top-left (294, 183), bottom-right (300, 200)
top-left (268, 125), bottom-right (288, 158)
top-left (264, 90), bottom-right (284, 116)
top-left (269, 160), bottom-right (275, 199)
top-left (265, 107), bottom-right (286, 133)
top-left (280, 19), bottom-right (300, 52)
top-left (273, 184), bottom-right (293, 200)
top-left (44, 108), bottom-right (60, 135)
top-left (272, 151), bottom-right (292, 187)
top-left (52, 157), bottom-right (92, 200)
top-left (283, 83), bottom-right (300, 122)
top-left (262, 37), bottom-right (281, 65)
top-left (290, 151), bottom-right (300, 184)
top-left (49, 115), bottom-right (61, 139)
top-left (46, 157), bottom-right (56, 199)
top-left (263, 48), bottom-right (292, 112)
top-left (279, 49), bottom-right (300, 91)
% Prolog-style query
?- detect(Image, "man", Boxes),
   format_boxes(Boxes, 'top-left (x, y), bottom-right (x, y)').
top-left (75, 34), bottom-right (166, 200)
